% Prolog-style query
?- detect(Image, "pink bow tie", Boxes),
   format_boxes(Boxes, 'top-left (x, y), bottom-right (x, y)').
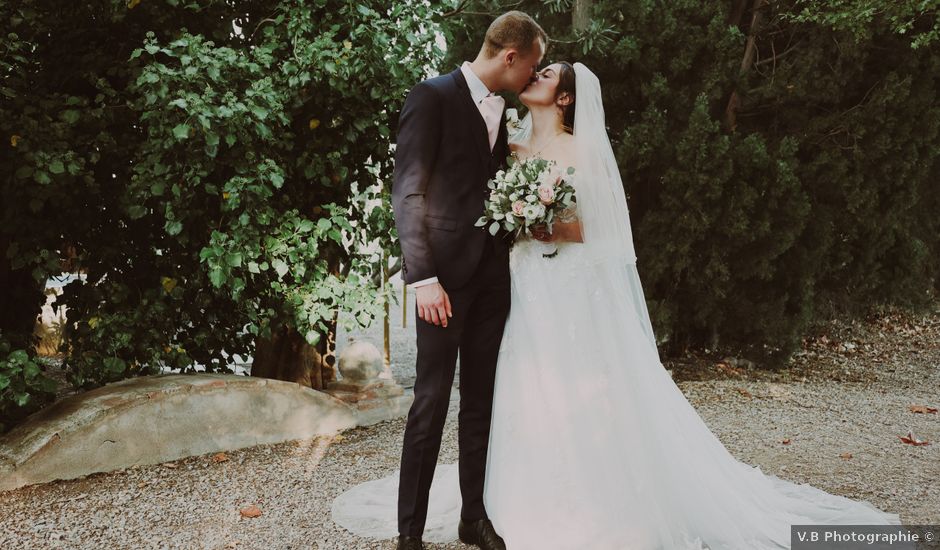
top-left (480, 93), bottom-right (505, 151)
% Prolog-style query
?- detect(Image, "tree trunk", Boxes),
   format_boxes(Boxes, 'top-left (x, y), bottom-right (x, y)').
top-left (0, 235), bottom-right (45, 350)
top-left (250, 320), bottom-right (337, 390)
top-left (250, 249), bottom-right (343, 390)
top-left (724, 0), bottom-right (768, 132)
top-left (573, 0), bottom-right (593, 32)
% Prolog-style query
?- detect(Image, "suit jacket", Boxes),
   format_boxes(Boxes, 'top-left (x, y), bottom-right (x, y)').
top-left (392, 67), bottom-right (512, 290)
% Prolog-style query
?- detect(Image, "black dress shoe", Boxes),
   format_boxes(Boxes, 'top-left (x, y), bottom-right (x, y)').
top-left (397, 535), bottom-right (424, 550)
top-left (458, 518), bottom-right (506, 550)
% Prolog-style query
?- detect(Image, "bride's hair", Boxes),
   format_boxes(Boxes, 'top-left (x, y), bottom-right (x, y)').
top-left (555, 61), bottom-right (576, 134)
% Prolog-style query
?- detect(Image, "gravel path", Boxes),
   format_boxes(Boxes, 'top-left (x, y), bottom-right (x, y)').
top-left (2, 288), bottom-right (938, 549)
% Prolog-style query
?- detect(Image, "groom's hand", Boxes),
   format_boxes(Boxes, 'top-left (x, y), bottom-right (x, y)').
top-left (416, 283), bottom-right (453, 327)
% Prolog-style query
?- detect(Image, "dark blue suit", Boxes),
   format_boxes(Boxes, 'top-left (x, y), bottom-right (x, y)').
top-left (391, 67), bottom-right (512, 536)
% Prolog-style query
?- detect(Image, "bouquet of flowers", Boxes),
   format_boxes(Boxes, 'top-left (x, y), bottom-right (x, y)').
top-left (475, 156), bottom-right (577, 256)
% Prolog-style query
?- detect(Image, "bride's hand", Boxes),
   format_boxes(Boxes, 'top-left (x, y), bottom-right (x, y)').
top-left (531, 223), bottom-right (553, 242)
top-left (531, 222), bottom-right (582, 243)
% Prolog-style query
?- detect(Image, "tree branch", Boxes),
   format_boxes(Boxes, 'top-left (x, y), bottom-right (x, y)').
top-left (442, 0), bottom-right (470, 18)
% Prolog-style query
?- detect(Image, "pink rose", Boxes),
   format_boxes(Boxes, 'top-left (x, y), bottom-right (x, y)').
top-left (537, 184), bottom-right (555, 205)
top-left (512, 200), bottom-right (526, 217)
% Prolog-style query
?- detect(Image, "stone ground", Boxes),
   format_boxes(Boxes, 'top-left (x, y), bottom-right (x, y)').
top-left (1, 283), bottom-right (938, 549)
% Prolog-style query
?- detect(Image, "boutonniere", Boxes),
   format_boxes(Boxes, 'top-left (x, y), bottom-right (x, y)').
top-left (505, 108), bottom-right (522, 136)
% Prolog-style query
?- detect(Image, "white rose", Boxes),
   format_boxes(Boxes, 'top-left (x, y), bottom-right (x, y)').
top-left (522, 204), bottom-right (541, 221)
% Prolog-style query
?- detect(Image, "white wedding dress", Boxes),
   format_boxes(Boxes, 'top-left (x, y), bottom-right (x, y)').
top-left (331, 64), bottom-right (902, 548)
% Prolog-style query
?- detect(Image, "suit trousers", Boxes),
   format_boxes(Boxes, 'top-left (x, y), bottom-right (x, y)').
top-left (398, 235), bottom-right (511, 537)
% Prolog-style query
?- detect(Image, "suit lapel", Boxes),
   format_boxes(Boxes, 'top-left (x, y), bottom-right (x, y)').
top-left (451, 68), bottom-right (495, 166)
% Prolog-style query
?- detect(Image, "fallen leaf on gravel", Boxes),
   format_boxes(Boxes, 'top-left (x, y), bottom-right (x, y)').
top-left (734, 387), bottom-right (752, 398)
top-left (212, 452), bottom-right (229, 463)
top-left (909, 405), bottom-right (938, 414)
top-left (840, 452), bottom-right (853, 459)
top-left (162, 462), bottom-right (178, 468)
top-left (240, 505), bottom-right (262, 518)
top-left (781, 438), bottom-right (791, 445)
top-left (333, 435), bottom-right (346, 442)
top-left (898, 431), bottom-right (930, 446)
top-left (715, 362), bottom-right (744, 376)
top-left (137, 481), bottom-right (148, 488)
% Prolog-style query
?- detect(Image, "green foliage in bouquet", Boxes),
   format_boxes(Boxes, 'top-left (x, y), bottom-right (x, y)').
top-left (475, 157), bottom-right (576, 239)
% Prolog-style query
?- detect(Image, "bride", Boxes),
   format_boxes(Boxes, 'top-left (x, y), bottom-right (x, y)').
top-left (332, 62), bottom-right (902, 549)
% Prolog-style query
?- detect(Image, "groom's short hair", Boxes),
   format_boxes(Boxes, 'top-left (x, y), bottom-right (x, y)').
top-left (482, 11), bottom-right (547, 58)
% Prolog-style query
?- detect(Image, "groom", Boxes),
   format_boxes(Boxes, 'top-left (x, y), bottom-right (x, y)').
top-left (391, 11), bottom-right (547, 550)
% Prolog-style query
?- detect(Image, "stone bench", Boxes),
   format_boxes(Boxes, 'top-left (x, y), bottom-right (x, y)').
top-left (0, 374), bottom-right (357, 492)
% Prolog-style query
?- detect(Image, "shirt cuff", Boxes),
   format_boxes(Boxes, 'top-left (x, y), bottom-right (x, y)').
top-left (410, 276), bottom-right (439, 288)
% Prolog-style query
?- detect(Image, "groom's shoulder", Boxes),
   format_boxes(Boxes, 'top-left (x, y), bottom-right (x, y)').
top-left (413, 70), bottom-right (459, 95)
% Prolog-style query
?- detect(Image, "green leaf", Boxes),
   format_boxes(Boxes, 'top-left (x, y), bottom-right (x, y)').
top-left (102, 357), bottom-right (126, 375)
top-left (317, 218), bottom-right (332, 231)
top-left (15, 392), bottom-right (31, 407)
top-left (304, 330), bottom-right (321, 346)
top-left (209, 267), bottom-right (225, 287)
top-left (166, 220), bottom-right (183, 235)
top-left (272, 258), bottom-right (289, 278)
top-left (33, 170), bottom-right (51, 185)
top-left (225, 252), bottom-right (243, 267)
top-left (22, 362), bottom-right (40, 378)
top-left (128, 205), bottom-right (148, 219)
top-left (172, 124), bottom-right (190, 140)
top-left (49, 160), bottom-right (65, 174)
top-left (61, 110), bottom-right (80, 124)
top-left (489, 221), bottom-right (499, 236)
top-left (247, 261), bottom-right (260, 274)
